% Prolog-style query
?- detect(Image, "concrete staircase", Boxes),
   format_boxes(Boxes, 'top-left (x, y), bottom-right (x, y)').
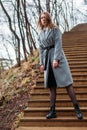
top-left (16, 26), bottom-right (87, 130)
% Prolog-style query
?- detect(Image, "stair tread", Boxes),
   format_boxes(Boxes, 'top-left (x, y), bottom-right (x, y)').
top-left (37, 69), bottom-right (87, 73)
top-left (20, 116), bottom-right (87, 120)
top-left (65, 54), bottom-right (87, 57)
top-left (16, 127), bottom-right (87, 130)
top-left (35, 85), bottom-right (87, 89)
top-left (25, 107), bottom-right (87, 111)
top-left (63, 31), bottom-right (87, 35)
top-left (37, 78), bottom-right (87, 81)
top-left (30, 98), bottom-right (87, 101)
top-left (38, 73), bottom-right (87, 77)
top-left (31, 91), bottom-right (87, 94)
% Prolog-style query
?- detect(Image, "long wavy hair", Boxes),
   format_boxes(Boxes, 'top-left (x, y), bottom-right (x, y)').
top-left (37, 11), bottom-right (56, 30)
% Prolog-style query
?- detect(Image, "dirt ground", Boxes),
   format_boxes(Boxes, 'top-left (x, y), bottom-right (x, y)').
top-left (0, 91), bottom-right (30, 130)
top-left (0, 50), bottom-right (39, 130)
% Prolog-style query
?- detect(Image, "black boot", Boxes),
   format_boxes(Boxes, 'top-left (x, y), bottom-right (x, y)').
top-left (74, 103), bottom-right (83, 119)
top-left (46, 106), bottom-right (57, 119)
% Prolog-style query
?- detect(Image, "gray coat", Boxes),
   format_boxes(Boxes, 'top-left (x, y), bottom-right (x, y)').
top-left (38, 27), bottom-right (73, 88)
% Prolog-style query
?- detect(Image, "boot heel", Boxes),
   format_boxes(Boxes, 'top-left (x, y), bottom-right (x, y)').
top-left (46, 106), bottom-right (57, 119)
top-left (74, 103), bottom-right (83, 119)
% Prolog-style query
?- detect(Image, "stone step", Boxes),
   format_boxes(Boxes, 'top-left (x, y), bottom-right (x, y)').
top-left (29, 99), bottom-right (87, 107)
top-left (24, 107), bottom-right (86, 117)
top-left (15, 127), bottom-right (87, 130)
top-left (19, 117), bottom-right (87, 127)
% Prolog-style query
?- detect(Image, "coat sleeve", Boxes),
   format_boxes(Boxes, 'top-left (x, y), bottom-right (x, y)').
top-left (37, 36), bottom-right (44, 65)
top-left (53, 28), bottom-right (62, 61)
top-left (39, 46), bottom-right (44, 65)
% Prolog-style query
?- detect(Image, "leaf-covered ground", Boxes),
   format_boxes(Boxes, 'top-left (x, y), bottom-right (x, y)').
top-left (0, 50), bottom-right (40, 130)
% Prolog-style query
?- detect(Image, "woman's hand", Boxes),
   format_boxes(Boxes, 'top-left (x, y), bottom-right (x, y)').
top-left (40, 65), bottom-right (44, 72)
top-left (53, 60), bottom-right (59, 68)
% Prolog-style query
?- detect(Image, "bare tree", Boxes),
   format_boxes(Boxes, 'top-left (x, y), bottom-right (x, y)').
top-left (16, 0), bottom-right (27, 61)
top-left (46, 0), bottom-right (50, 13)
top-left (0, 0), bottom-right (86, 68)
top-left (21, 0), bottom-right (36, 53)
top-left (0, 0), bottom-right (21, 66)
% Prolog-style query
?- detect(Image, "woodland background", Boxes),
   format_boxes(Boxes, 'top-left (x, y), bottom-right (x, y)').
top-left (0, 0), bottom-right (87, 70)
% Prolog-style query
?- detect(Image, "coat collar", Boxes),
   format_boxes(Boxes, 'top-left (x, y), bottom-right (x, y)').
top-left (41, 28), bottom-right (52, 40)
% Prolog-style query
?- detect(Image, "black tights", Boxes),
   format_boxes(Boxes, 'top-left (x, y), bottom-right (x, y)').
top-left (49, 84), bottom-right (77, 107)
top-left (49, 86), bottom-right (56, 107)
top-left (66, 84), bottom-right (77, 104)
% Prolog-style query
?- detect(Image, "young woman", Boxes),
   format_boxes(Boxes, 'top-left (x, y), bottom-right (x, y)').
top-left (37, 11), bottom-right (83, 119)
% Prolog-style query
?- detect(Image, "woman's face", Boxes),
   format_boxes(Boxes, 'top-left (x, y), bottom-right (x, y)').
top-left (40, 14), bottom-right (48, 27)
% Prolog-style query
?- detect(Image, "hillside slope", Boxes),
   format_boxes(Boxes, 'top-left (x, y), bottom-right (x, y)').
top-left (0, 50), bottom-right (39, 130)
